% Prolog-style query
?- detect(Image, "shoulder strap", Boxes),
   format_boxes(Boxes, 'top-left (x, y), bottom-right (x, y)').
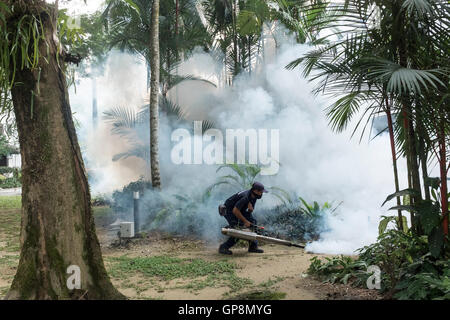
top-left (225, 190), bottom-right (248, 207)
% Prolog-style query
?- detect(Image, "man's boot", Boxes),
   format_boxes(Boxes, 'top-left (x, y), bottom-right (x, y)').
top-left (248, 242), bottom-right (264, 253)
top-left (219, 244), bottom-right (232, 255)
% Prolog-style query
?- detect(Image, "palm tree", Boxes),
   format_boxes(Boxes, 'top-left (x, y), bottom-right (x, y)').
top-left (102, 0), bottom-right (214, 188)
top-left (199, 0), bottom-right (332, 84)
top-left (271, 0), bottom-right (331, 45)
top-left (103, 0), bottom-right (211, 91)
top-left (149, 0), bottom-right (161, 189)
top-left (287, 0), bottom-right (449, 235)
top-left (200, 0), bottom-right (263, 82)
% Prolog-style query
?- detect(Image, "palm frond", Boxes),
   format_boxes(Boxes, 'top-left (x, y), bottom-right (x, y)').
top-left (103, 105), bottom-right (143, 136)
top-left (401, 0), bottom-right (433, 16)
top-left (165, 73), bottom-right (217, 92)
top-left (112, 143), bottom-right (149, 162)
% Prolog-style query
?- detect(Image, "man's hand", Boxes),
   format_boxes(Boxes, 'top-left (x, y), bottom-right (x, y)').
top-left (248, 202), bottom-right (254, 213)
top-left (232, 207), bottom-right (252, 228)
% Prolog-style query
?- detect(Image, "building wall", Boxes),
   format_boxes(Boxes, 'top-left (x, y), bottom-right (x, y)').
top-left (7, 154), bottom-right (21, 168)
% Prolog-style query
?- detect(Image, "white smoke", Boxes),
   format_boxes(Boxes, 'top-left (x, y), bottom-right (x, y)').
top-left (174, 41), bottom-right (409, 254)
top-left (69, 38), bottom-right (409, 255)
top-left (70, 52), bottom-right (149, 193)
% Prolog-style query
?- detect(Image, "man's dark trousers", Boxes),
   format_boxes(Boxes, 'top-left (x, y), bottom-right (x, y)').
top-left (220, 211), bottom-right (258, 250)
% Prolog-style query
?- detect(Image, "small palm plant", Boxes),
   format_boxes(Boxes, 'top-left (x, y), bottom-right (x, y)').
top-left (298, 196), bottom-right (341, 218)
top-left (205, 163), bottom-right (292, 204)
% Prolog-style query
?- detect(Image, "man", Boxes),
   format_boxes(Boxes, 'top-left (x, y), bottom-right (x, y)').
top-left (218, 181), bottom-right (268, 255)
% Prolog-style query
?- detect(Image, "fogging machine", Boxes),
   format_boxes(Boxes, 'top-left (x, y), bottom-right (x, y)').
top-left (221, 226), bottom-right (305, 249)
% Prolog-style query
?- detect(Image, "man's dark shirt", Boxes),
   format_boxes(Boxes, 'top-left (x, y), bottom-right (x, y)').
top-left (224, 189), bottom-right (257, 216)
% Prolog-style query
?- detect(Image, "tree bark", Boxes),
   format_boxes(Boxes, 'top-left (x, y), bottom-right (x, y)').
top-left (150, 0), bottom-right (161, 189)
top-left (5, 4), bottom-right (124, 300)
top-left (408, 118), bottom-right (423, 200)
top-left (385, 97), bottom-right (403, 231)
top-left (402, 109), bottom-right (415, 230)
top-left (232, 0), bottom-right (238, 76)
top-left (438, 114), bottom-right (448, 236)
top-left (394, 2), bottom-right (423, 233)
top-left (417, 121), bottom-right (431, 201)
top-left (408, 115), bottom-right (424, 235)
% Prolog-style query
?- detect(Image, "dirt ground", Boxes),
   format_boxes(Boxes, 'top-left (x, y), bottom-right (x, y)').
top-left (0, 205), bottom-right (382, 300)
top-left (99, 230), bottom-right (317, 300)
top-left (96, 226), bottom-right (382, 300)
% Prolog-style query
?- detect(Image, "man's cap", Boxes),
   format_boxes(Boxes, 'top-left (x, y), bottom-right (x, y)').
top-left (252, 181), bottom-right (268, 193)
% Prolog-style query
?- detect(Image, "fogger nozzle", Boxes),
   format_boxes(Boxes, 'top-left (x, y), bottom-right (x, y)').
top-left (221, 228), bottom-right (305, 248)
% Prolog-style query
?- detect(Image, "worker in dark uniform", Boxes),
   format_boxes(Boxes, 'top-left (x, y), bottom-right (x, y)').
top-left (218, 182), bottom-right (268, 255)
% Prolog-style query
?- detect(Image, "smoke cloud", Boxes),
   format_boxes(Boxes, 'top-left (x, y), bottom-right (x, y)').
top-left (70, 36), bottom-right (409, 254)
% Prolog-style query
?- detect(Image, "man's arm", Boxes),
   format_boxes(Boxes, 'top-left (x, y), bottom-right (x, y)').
top-left (232, 207), bottom-right (252, 227)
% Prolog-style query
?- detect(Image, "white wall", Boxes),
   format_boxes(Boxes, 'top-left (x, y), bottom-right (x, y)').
top-left (7, 154), bottom-right (21, 168)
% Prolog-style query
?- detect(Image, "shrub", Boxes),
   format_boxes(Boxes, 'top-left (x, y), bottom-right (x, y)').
top-left (0, 168), bottom-right (21, 188)
top-left (91, 193), bottom-right (112, 206)
top-left (307, 229), bottom-right (450, 299)
top-left (308, 255), bottom-right (369, 287)
top-left (258, 198), bottom-right (335, 241)
top-left (111, 177), bottom-right (152, 213)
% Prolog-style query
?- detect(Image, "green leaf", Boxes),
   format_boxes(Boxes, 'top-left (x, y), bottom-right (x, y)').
top-left (425, 177), bottom-right (441, 189)
top-left (313, 201), bottom-right (320, 212)
top-left (378, 216), bottom-right (395, 235)
top-left (382, 189), bottom-right (419, 207)
top-left (401, 0), bottom-right (433, 15)
top-left (403, 194), bottom-right (411, 205)
top-left (237, 10), bottom-right (260, 36)
top-left (388, 205), bottom-right (415, 212)
top-left (430, 189), bottom-right (438, 202)
top-left (397, 216), bottom-right (409, 233)
top-left (341, 273), bottom-right (351, 285)
top-left (428, 226), bottom-right (444, 258)
top-left (123, 0), bottom-right (141, 15)
top-left (417, 201), bottom-right (440, 235)
top-left (267, 186), bottom-right (292, 204)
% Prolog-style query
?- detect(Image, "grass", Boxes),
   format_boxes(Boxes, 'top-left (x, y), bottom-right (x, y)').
top-left (107, 255), bottom-right (238, 280)
top-left (105, 255), bottom-right (254, 295)
top-left (0, 202), bottom-right (21, 295)
top-left (0, 286), bottom-right (9, 297)
top-left (258, 276), bottom-right (286, 289)
top-left (0, 254), bottom-right (19, 266)
top-left (0, 198), bottom-right (115, 285)
top-left (0, 196), bottom-right (21, 209)
top-left (0, 201), bottom-right (21, 254)
top-left (227, 290), bottom-right (287, 300)
top-left (0, 198), bottom-right (266, 299)
top-left (0, 199), bottom-right (118, 259)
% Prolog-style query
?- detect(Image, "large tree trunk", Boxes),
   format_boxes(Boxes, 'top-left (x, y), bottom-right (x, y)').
top-left (150, 0), bottom-right (161, 189)
top-left (5, 4), bottom-right (124, 300)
